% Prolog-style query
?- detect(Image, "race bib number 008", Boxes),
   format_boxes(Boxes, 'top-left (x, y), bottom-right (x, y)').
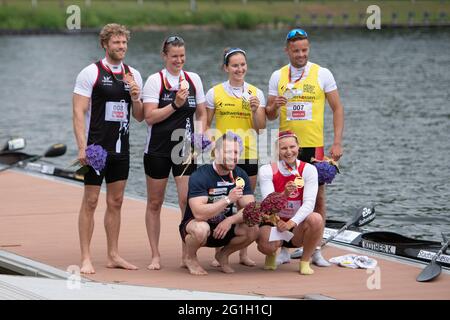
top-left (105, 100), bottom-right (128, 122)
top-left (286, 101), bottom-right (312, 121)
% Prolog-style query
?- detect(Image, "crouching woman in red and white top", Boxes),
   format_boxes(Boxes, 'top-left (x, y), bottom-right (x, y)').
top-left (257, 130), bottom-right (324, 275)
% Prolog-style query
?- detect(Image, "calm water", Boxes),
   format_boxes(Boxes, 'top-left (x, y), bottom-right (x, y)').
top-left (1, 28), bottom-right (449, 241)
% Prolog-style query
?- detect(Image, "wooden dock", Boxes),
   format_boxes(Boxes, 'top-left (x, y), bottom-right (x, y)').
top-left (1, 170), bottom-right (449, 300)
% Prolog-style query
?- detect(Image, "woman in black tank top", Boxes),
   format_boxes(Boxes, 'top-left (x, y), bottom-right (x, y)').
top-left (142, 35), bottom-right (207, 270)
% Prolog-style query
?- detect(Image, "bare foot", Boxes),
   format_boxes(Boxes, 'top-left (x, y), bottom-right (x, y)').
top-left (106, 255), bottom-right (138, 270)
top-left (80, 259), bottom-right (95, 274)
top-left (147, 257), bottom-right (161, 270)
top-left (239, 256), bottom-right (256, 267)
top-left (215, 250), bottom-right (235, 274)
top-left (184, 258), bottom-right (208, 276)
top-left (210, 259), bottom-right (220, 267)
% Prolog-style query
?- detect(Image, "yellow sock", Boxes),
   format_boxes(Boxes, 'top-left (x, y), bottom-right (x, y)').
top-left (264, 254), bottom-right (277, 270)
top-left (299, 261), bottom-right (314, 275)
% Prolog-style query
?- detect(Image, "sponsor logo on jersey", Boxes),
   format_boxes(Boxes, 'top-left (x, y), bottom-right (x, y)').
top-left (161, 93), bottom-right (172, 102)
top-left (188, 96), bottom-right (196, 108)
top-left (102, 75), bottom-right (113, 85)
top-left (208, 187), bottom-right (228, 196)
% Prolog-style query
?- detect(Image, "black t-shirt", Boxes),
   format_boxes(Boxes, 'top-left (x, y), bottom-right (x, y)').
top-left (181, 164), bottom-right (252, 226)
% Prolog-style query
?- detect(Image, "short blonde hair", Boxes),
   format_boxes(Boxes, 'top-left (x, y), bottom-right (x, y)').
top-left (99, 23), bottom-right (130, 48)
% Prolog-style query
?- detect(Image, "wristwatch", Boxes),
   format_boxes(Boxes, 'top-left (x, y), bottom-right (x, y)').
top-left (224, 196), bottom-right (231, 205)
top-left (171, 101), bottom-right (179, 110)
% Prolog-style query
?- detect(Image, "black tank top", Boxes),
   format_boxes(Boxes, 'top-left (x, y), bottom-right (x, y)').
top-left (145, 71), bottom-right (197, 158)
top-left (88, 61), bottom-right (132, 155)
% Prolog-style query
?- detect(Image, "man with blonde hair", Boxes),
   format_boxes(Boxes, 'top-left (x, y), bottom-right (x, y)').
top-left (73, 23), bottom-right (144, 274)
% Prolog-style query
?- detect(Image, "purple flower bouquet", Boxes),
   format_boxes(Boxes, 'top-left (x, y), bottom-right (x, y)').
top-left (180, 133), bottom-right (212, 176)
top-left (71, 144), bottom-right (107, 176)
top-left (312, 156), bottom-right (340, 184)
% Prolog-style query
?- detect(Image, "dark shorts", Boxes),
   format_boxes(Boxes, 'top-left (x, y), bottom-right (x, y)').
top-left (298, 147), bottom-right (325, 186)
top-left (144, 153), bottom-right (196, 179)
top-left (84, 154), bottom-right (129, 186)
top-left (237, 159), bottom-right (258, 177)
top-left (297, 147), bottom-right (324, 164)
top-left (179, 219), bottom-right (237, 248)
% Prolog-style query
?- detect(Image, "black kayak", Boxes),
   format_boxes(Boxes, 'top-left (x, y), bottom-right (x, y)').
top-left (0, 150), bottom-right (84, 182)
top-left (319, 219), bottom-right (450, 268)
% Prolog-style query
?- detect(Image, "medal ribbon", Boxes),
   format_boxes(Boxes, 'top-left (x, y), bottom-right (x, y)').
top-left (163, 70), bottom-right (185, 91)
top-left (288, 67), bottom-right (305, 86)
top-left (282, 160), bottom-right (300, 178)
top-left (213, 162), bottom-right (235, 185)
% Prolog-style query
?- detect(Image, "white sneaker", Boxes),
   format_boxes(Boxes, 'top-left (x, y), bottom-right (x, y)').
top-left (276, 247), bottom-right (291, 265)
top-left (290, 247), bottom-right (303, 259)
top-left (312, 249), bottom-right (331, 267)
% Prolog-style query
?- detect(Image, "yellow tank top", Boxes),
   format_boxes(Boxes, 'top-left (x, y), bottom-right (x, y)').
top-left (277, 63), bottom-right (325, 147)
top-left (213, 83), bottom-right (258, 159)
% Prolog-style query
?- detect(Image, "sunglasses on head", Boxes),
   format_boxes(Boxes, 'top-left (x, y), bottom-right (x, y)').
top-left (165, 35), bottom-right (184, 45)
top-left (286, 28), bottom-right (308, 41)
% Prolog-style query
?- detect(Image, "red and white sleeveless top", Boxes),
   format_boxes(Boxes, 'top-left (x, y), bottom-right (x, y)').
top-left (271, 161), bottom-right (306, 221)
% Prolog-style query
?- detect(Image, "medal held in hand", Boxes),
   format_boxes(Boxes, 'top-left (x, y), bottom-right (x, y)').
top-left (235, 177), bottom-right (245, 188)
top-left (283, 83), bottom-right (295, 99)
top-left (242, 90), bottom-right (251, 103)
top-left (180, 79), bottom-right (189, 90)
top-left (123, 72), bottom-right (134, 85)
top-left (294, 176), bottom-right (304, 188)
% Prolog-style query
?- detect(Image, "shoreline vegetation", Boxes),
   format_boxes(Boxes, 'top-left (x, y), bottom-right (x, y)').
top-left (0, 0), bottom-right (448, 33)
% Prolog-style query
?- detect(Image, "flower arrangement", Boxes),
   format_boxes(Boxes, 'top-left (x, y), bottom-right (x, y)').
top-left (180, 133), bottom-right (212, 176)
top-left (242, 201), bottom-right (262, 227)
top-left (242, 192), bottom-right (287, 227)
top-left (71, 144), bottom-right (107, 176)
top-left (311, 156), bottom-right (340, 184)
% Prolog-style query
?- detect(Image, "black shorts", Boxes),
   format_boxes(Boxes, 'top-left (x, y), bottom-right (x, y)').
top-left (144, 153), bottom-right (196, 179)
top-left (179, 219), bottom-right (236, 248)
top-left (237, 159), bottom-right (258, 177)
top-left (297, 147), bottom-right (324, 164)
top-left (83, 154), bottom-right (129, 186)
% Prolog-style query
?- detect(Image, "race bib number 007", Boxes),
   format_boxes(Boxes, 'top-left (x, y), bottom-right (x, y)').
top-left (286, 101), bottom-right (312, 121)
top-left (105, 100), bottom-right (128, 122)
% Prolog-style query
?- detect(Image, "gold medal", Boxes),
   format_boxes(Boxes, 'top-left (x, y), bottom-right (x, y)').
top-left (283, 89), bottom-right (294, 99)
top-left (294, 176), bottom-right (304, 188)
top-left (123, 72), bottom-right (135, 85)
top-left (180, 79), bottom-right (189, 90)
top-left (235, 177), bottom-right (245, 188)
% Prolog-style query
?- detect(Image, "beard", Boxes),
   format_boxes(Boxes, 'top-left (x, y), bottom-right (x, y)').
top-left (107, 49), bottom-right (126, 62)
top-left (218, 160), bottom-right (237, 172)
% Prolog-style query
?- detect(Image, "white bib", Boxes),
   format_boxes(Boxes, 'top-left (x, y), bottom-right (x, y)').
top-left (105, 100), bottom-right (128, 122)
top-left (286, 101), bottom-right (312, 121)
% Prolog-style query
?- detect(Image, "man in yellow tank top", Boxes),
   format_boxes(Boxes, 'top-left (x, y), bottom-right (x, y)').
top-left (265, 28), bottom-right (344, 267)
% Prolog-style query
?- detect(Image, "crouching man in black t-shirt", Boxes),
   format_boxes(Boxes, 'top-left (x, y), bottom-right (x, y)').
top-left (179, 133), bottom-right (259, 275)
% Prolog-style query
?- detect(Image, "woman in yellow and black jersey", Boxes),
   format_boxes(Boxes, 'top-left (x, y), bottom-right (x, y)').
top-left (205, 48), bottom-right (266, 191)
top-left (205, 47), bottom-right (266, 267)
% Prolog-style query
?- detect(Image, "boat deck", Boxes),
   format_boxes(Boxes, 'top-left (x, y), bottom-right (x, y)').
top-left (1, 170), bottom-right (449, 300)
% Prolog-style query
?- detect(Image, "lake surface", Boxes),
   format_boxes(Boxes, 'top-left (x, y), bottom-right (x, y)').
top-left (1, 27), bottom-right (449, 241)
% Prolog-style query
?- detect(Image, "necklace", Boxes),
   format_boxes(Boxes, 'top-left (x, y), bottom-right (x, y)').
top-left (213, 162), bottom-right (235, 184)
